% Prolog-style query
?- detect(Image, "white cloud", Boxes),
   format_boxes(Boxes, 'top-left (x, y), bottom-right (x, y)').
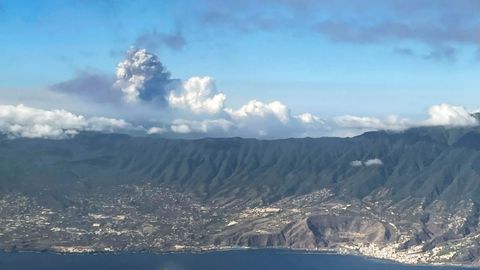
top-left (335, 104), bottom-right (478, 137)
top-left (16, 47), bottom-right (480, 139)
top-left (364, 158), bottom-right (383, 166)
top-left (350, 158), bottom-right (384, 167)
top-left (294, 113), bottom-right (323, 124)
top-left (225, 100), bottom-right (290, 123)
top-left (109, 50), bottom-right (479, 137)
top-left (350, 160), bottom-right (363, 167)
top-left (168, 76), bottom-right (226, 114)
top-left (0, 104), bottom-right (131, 139)
top-left (147, 126), bottom-right (167, 134)
top-left (86, 117), bottom-right (130, 132)
top-left (334, 115), bottom-right (411, 131)
top-left (423, 104), bottom-right (477, 127)
top-left (170, 123), bottom-right (192, 134)
top-left (114, 48), bottom-right (172, 103)
top-left (222, 100), bottom-right (328, 137)
top-left (170, 118), bottom-right (234, 134)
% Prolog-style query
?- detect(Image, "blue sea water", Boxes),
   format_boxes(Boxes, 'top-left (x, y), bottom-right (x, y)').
top-left (0, 249), bottom-right (474, 270)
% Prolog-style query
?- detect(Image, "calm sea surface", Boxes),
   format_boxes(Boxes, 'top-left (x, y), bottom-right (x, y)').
top-left (0, 249), bottom-right (474, 270)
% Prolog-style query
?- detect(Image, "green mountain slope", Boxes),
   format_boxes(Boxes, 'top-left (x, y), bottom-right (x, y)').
top-left (1, 126), bottom-right (480, 206)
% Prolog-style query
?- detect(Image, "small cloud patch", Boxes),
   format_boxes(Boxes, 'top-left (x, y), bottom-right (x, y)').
top-left (364, 158), bottom-right (383, 166)
top-left (350, 158), bottom-right (383, 167)
top-left (350, 160), bottom-right (363, 167)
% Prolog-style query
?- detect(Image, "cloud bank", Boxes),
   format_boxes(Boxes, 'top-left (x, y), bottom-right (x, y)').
top-left (0, 104), bottom-right (132, 139)
top-left (423, 104), bottom-right (478, 127)
top-left (225, 100), bottom-right (290, 124)
top-left (7, 48), bottom-right (475, 139)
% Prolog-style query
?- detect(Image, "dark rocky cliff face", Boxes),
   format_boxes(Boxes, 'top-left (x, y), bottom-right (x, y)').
top-left (214, 215), bottom-right (392, 249)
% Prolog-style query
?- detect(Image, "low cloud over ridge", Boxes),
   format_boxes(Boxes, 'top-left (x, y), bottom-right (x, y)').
top-left (0, 104), bottom-right (132, 139)
top-left (9, 48), bottom-right (478, 139)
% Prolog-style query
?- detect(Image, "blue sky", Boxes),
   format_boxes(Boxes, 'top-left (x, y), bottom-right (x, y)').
top-left (0, 0), bottom-right (479, 138)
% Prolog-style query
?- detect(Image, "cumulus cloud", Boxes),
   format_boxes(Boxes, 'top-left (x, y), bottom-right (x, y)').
top-left (423, 104), bottom-right (478, 127)
top-left (0, 104), bottom-right (132, 139)
top-left (170, 123), bottom-right (191, 134)
top-left (220, 100), bottom-right (329, 138)
top-left (114, 48), bottom-right (177, 103)
top-left (168, 76), bottom-right (226, 114)
top-left (294, 113), bottom-right (323, 124)
top-left (225, 100), bottom-right (290, 124)
top-left (170, 118), bottom-right (234, 134)
top-left (334, 115), bottom-right (411, 131)
top-left (147, 126), bottom-right (167, 134)
top-left (333, 104), bottom-right (479, 137)
top-left (45, 48), bottom-right (331, 138)
top-left (39, 48), bottom-right (480, 139)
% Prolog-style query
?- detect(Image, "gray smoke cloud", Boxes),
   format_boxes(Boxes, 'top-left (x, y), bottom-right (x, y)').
top-left (114, 48), bottom-right (180, 104)
top-left (40, 48), bottom-right (480, 140)
top-left (50, 70), bottom-right (118, 103)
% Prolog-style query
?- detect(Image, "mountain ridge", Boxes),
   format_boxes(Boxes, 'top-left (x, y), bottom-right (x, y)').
top-left (1, 126), bottom-right (480, 206)
top-left (3, 126), bottom-right (480, 265)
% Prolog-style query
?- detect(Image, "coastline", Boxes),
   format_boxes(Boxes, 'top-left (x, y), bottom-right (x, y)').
top-left (1, 245), bottom-right (477, 269)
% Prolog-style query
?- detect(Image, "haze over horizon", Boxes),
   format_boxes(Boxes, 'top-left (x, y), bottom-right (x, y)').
top-left (0, 0), bottom-right (479, 139)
